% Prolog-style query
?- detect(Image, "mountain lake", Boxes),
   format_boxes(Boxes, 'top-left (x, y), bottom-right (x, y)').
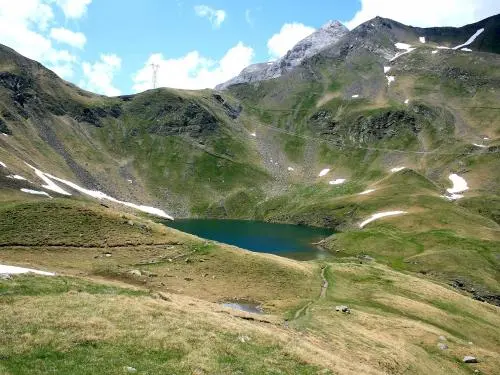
top-left (165, 219), bottom-right (334, 261)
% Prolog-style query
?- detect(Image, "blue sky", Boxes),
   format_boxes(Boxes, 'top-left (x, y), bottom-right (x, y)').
top-left (0, 0), bottom-right (498, 95)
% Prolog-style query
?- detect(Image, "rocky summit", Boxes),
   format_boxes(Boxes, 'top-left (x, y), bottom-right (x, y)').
top-left (215, 20), bottom-right (348, 90)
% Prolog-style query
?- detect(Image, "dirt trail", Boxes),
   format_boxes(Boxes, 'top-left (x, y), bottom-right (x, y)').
top-left (320, 265), bottom-right (329, 298)
top-left (293, 265), bottom-right (329, 320)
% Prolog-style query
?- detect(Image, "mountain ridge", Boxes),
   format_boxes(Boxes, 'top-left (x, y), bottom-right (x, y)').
top-left (218, 13), bottom-right (500, 91)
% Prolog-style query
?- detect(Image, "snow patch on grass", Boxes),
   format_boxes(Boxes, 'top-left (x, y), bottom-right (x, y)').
top-left (26, 163), bottom-right (173, 219)
top-left (0, 161), bottom-right (6, 168)
top-left (391, 167), bottom-right (405, 173)
top-left (404, 99), bottom-right (409, 104)
top-left (431, 50), bottom-right (438, 54)
top-left (359, 189), bottom-right (376, 195)
top-left (419, 36), bottom-right (426, 43)
top-left (287, 167), bottom-right (294, 171)
top-left (452, 28), bottom-right (484, 50)
top-left (473, 143), bottom-right (487, 148)
top-left (250, 132), bottom-right (256, 137)
top-left (6, 175), bottom-right (27, 180)
top-left (391, 43), bottom-right (416, 61)
top-left (0, 264), bottom-right (54, 276)
top-left (437, 46), bottom-right (450, 49)
top-left (26, 164), bottom-right (72, 196)
top-left (384, 66), bottom-right (391, 73)
top-left (49, 175), bottom-right (174, 220)
top-left (386, 75), bottom-right (395, 85)
top-left (443, 193), bottom-right (464, 201)
top-left (461, 48), bottom-right (472, 52)
top-left (359, 211), bottom-right (407, 228)
top-left (318, 168), bottom-right (330, 177)
top-left (329, 179), bottom-right (346, 185)
top-left (351, 94), bottom-right (359, 98)
top-left (446, 174), bottom-right (468, 195)
top-left (20, 188), bottom-right (52, 198)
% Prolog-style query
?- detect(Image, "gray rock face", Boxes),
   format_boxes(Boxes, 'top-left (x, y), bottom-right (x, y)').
top-left (216, 21), bottom-right (348, 90)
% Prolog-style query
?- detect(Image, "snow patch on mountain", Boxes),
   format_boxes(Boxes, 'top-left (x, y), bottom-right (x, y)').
top-left (21, 188), bottom-right (52, 198)
top-left (329, 179), bottom-right (346, 185)
top-left (452, 28), bottom-right (484, 50)
top-left (359, 189), bottom-right (376, 195)
top-left (391, 167), bottom-right (405, 172)
top-left (27, 163), bottom-right (72, 195)
top-left (26, 163), bottom-right (173, 219)
top-left (47, 174), bottom-right (174, 220)
top-left (419, 37), bottom-right (426, 43)
top-left (390, 43), bottom-right (416, 61)
top-left (386, 75), bottom-right (395, 85)
top-left (0, 264), bottom-right (54, 276)
top-left (0, 161), bottom-right (6, 168)
top-left (443, 173), bottom-right (468, 200)
top-left (6, 175), bottom-right (27, 180)
top-left (319, 168), bottom-right (330, 177)
top-left (359, 211), bottom-right (407, 228)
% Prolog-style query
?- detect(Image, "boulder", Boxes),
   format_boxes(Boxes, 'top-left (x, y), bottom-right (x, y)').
top-left (238, 335), bottom-right (251, 343)
top-left (463, 356), bottom-right (478, 363)
top-left (437, 343), bottom-right (448, 350)
top-left (129, 269), bottom-right (142, 277)
top-left (335, 305), bottom-right (351, 313)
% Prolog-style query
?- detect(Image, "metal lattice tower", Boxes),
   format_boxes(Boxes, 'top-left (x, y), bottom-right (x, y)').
top-left (151, 63), bottom-right (159, 89)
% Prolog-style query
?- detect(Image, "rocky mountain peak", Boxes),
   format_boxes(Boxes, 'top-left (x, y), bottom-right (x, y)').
top-left (320, 20), bottom-right (347, 31)
top-left (216, 20), bottom-right (348, 90)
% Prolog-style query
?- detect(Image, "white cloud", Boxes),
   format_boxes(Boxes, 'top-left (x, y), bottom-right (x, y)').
top-left (132, 42), bottom-right (254, 92)
top-left (194, 5), bottom-right (226, 28)
top-left (0, 0), bottom-right (77, 78)
top-left (267, 23), bottom-right (315, 59)
top-left (50, 27), bottom-right (86, 48)
top-left (346, 0), bottom-right (500, 29)
top-left (81, 54), bottom-right (122, 96)
top-left (53, 0), bottom-right (92, 19)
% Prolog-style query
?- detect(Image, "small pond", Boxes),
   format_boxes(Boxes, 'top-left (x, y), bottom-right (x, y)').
top-left (165, 219), bottom-right (333, 261)
top-left (221, 301), bottom-right (264, 314)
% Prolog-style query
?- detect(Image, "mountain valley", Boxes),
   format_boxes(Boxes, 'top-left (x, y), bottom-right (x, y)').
top-left (1, 12), bottom-right (499, 375)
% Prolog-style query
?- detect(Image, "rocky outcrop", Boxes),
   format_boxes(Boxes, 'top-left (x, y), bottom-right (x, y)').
top-left (216, 20), bottom-right (348, 90)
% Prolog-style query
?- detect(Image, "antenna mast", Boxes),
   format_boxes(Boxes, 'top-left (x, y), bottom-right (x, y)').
top-left (151, 63), bottom-right (159, 89)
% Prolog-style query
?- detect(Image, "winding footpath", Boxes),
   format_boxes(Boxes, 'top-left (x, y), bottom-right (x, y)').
top-left (293, 265), bottom-right (330, 320)
top-left (320, 265), bottom-right (329, 299)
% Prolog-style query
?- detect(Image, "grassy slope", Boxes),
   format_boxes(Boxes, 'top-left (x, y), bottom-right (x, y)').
top-left (0, 199), bottom-right (498, 374)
